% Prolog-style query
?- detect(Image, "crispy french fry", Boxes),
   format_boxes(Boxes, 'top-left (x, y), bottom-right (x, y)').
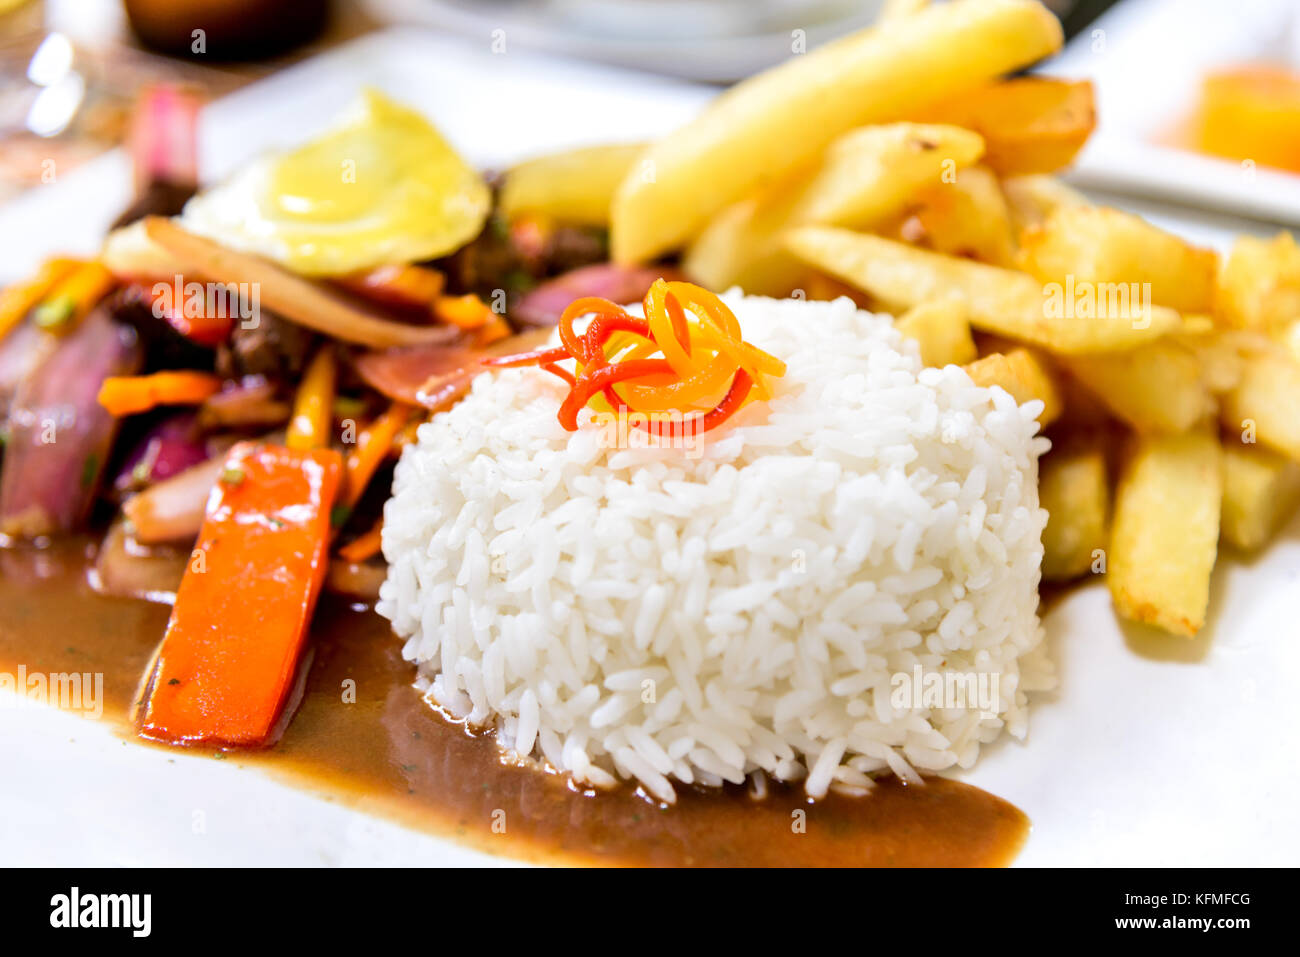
top-left (880, 0), bottom-right (930, 22)
top-left (895, 298), bottom-right (977, 367)
top-left (1058, 341), bottom-right (1212, 433)
top-left (684, 123), bottom-right (984, 294)
top-left (1219, 345), bottom-right (1300, 461)
top-left (610, 0), bottom-right (1063, 262)
top-left (500, 142), bottom-right (645, 226)
top-left (784, 226), bottom-right (1182, 353)
top-left (1018, 205), bottom-right (1219, 314)
top-left (920, 77), bottom-right (1095, 176)
top-left (1001, 174), bottom-right (1089, 236)
top-left (905, 164), bottom-right (1017, 266)
top-left (1108, 432), bottom-right (1222, 637)
top-left (1214, 232), bottom-right (1300, 332)
top-left (1040, 443), bottom-right (1109, 581)
top-left (964, 347), bottom-right (1062, 423)
top-left (1220, 438), bottom-right (1300, 551)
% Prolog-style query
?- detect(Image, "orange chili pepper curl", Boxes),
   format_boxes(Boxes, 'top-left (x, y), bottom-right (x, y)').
top-left (483, 280), bottom-right (785, 437)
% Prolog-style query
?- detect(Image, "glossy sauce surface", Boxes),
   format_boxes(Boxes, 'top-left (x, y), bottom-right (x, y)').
top-left (0, 538), bottom-right (1029, 867)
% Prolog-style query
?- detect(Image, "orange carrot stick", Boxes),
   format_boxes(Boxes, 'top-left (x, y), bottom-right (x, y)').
top-left (137, 442), bottom-right (343, 747)
top-left (433, 292), bottom-right (496, 329)
top-left (32, 261), bottom-right (117, 333)
top-left (0, 257), bottom-right (81, 340)
top-left (336, 515), bottom-right (383, 563)
top-left (98, 370), bottom-right (223, 416)
top-left (342, 402), bottom-right (410, 507)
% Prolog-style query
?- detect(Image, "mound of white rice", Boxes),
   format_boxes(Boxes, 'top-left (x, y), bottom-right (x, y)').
top-left (378, 293), bottom-right (1053, 803)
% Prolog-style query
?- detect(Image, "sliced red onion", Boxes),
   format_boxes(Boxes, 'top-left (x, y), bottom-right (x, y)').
top-left (512, 264), bottom-right (682, 328)
top-left (0, 310), bottom-right (142, 539)
top-left (352, 328), bottom-right (553, 409)
top-left (111, 412), bottom-right (212, 498)
top-left (0, 321), bottom-right (58, 421)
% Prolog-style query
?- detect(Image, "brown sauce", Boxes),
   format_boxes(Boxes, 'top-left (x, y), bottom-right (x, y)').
top-left (0, 537), bottom-right (1029, 867)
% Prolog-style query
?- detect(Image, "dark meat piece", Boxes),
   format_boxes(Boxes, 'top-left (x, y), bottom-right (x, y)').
top-left (108, 285), bottom-right (215, 374)
top-left (435, 208), bottom-right (609, 311)
top-left (110, 179), bottom-right (197, 230)
top-left (215, 309), bottom-right (317, 381)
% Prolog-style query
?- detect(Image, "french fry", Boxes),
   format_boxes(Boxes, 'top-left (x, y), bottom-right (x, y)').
top-left (500, 142), bottom-right (645, 226)
top-left (905, 164), bottom-right (1018, 266)
top-left (1214, 232), bottom-right (1300, 331)
top-left (784, 227), bottom-right (1182, 353)
top-left (1039, 443), bottom-right (1109, 581)
top-left (1001, 174), bottom-right (1089, 236)
top-left (684, 123), bottom-right (985, 294)
top-left (894, 298), bottom-right (977, 367)
top-left (1058, 341), bottom-right (1212, 433)
top-left (1219, 345), bottom-right (1300, 461)
top-left (1108, 432), bottom-right (1222, 637)
top-left (963, 348), bottom-right (1062, 424)
top-left (1220, 438), bottom-right (1300, 551)
top-left (610, 0), bottom-right (1063, 262)
top-left (919, 77), bottom-right (1095, 176)
top-left (1018, 205), bottom-right (1219, 314)
top-left (880, 0), bottom-right (930, 22)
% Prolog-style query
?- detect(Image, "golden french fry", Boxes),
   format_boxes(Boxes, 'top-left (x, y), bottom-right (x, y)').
top-left (1220, 438), bottom-right (1300, 551)
top-left (920, 77), bottom-right (1095, 176)
top-left (784, 226), bottom-right (1182, 353)
top-left (1001, 174), bottom-right (1089, 235)
top-left (1059, 341), bottom-right (1212, 433)
top-left (963, 347), bottom-right (1062, 424)
top-left (1214, 232), bottom-right (1300, 331)
top-left (1040, 443), bottom-right (1110, 581)
top-left (610, 0), bottom-right (1063, 262)
top-left (1219, 345), bottom-right (1300, 461)
top-left (684, 123), bottom-right (985, 294)
top-left (895, 298), bottom-right (977, 367)
top-left (1018, 205), bottom-right (1219, 314)
top-left (905, 164), bottom-right (1017, 266)
top-left (1108, 432), bottom-right (1222, 637)
top-left (500, 142), bottom-right (645, 226)
top-left (880, 0), bottom-right (931, 22)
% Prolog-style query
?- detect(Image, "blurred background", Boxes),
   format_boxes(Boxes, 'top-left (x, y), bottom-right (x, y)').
top-left (2, 0), bottom-right (1300, 206)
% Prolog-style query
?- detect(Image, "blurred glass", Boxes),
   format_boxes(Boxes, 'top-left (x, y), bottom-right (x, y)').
top-left (122, 0), bottom-right (328, 59)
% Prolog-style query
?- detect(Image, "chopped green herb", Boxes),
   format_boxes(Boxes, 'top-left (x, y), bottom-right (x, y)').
top-left (33, 295), bottom-right (76, 330)
top-left (79, 453), bottom-right (99, 490)
top-left (333, 396), bottom-right (367, 419)
top-left (330, 504), bottom-right (352, 528)
top-left (168, 678), bottom-right (181, 686)
top-left (220, 466), bottom-right (245, 486)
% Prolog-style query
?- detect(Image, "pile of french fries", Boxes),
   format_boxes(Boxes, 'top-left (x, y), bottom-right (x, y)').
top-left (499, 0), bottom-right (1300, 638)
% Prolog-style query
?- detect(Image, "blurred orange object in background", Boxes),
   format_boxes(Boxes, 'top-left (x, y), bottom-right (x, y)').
top-left (1193, 66), bottom-right (1300, 174)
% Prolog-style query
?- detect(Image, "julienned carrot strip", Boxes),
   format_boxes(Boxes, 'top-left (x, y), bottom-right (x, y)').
top-left (0, 258), bottom-right (81, 340)
top-left (337, 516), bottom-right (383, 563)
top-left (286, 346), bottom-right (336, 451)
top-left (138, 442), bottom-right (343, 747)
top-left (342, 403), bottom-right (410, 507)
top-left (433, 293), bottom-right (495, 329)
top-left (32, 261), bottom-right (117, 332)
top-left (98, 370), bottom-right (223, 416)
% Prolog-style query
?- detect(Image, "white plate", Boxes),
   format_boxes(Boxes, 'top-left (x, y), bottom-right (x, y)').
top-left (1050, 0), bottom-right (1300, 227)
top-left (2, 27), bottom-right (1299, 867)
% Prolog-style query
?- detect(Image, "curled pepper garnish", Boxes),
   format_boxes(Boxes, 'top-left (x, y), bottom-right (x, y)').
top-left (485, 280), bottom-right (785, 436)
